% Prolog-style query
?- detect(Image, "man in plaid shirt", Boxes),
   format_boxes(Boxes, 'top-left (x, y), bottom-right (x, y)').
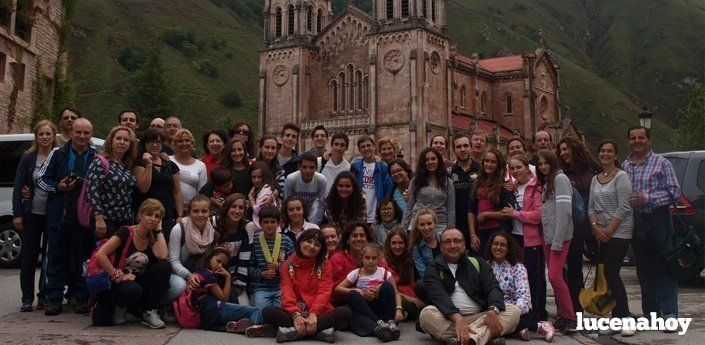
top-left (623, 125), bottom-right (681, 322)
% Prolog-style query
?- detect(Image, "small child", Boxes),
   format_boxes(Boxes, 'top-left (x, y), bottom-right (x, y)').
top-left (189, 247), bottom-right (265, 333)
top-left (335, 243), bottom-right (403, 341)
top-left (199, 167), bottom-right (233, 217)
top-left (249, 161), bottom-right (280, 230)
top-left (248, 205), bottom-right (294, 309)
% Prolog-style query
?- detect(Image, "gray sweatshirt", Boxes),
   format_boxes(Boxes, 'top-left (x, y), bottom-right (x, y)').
top-left (402, 177), bottom-right (456, 234)
top-left (541, 172), bottom-right (574, 251)
top-left (283, 171), bottom-right (327, 224)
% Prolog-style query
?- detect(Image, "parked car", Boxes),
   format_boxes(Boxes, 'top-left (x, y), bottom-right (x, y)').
top-left (663, 151), bottom-right (705, 279)
top-left (0, 134), bottom-right (104, 268)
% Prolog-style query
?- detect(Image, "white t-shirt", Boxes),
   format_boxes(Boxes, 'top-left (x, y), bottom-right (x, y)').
top-left (319, 157), bottom-right (351, 195)
top-left (362, 161), bottom-right (377, 222)
top-left (512, 183), bottom-right (528, 236)
top-left (447, 263), bottom-right (483, 315)
top-left (170, 156), bottom-right (207, 209)
top-left (347, 266), bottom-right (390, 290)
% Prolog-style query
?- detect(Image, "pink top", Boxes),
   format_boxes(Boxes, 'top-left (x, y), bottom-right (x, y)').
top-left (511, 178), bottom-right (543, 247)
top-left (477, 188), bottom-right (501, 230)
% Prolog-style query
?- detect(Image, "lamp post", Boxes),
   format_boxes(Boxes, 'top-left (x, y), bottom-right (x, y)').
top-left (637, 106), bottom-right (653, 129)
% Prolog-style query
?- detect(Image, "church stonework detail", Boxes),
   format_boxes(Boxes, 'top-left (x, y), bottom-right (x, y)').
top-left (259, 1), bottom-right (566, 162)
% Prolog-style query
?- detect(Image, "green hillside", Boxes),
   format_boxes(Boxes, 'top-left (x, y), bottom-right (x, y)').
top-left (69, 0), bottom-right (703, 152)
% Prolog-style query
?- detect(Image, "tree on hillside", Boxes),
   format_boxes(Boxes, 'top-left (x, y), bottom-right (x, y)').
top-left (674, 82), bottom-right (705, 150)
top-left (126, 48), bottom-right (174, 122)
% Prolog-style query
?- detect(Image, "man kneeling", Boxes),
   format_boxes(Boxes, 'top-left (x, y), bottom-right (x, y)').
top-left (419, 228), bottom-right (520, 345)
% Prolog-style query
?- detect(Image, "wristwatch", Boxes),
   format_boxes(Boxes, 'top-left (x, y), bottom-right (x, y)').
top-left (487, 306), bottom-right (499, 315)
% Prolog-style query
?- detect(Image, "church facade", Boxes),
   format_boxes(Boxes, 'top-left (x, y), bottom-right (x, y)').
top-left (258, 0), bottom-right (568, 161)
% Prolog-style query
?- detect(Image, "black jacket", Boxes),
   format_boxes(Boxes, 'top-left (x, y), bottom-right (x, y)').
top-left (423, 254), bottom-right (505, 317)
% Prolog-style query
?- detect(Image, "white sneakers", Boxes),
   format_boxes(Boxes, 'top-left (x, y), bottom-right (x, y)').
top-left (141, 309), bottom-right (165, 329)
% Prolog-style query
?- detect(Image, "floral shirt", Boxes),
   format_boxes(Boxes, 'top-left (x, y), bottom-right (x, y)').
top-left (86, 157), bottom-right (136, 222)
top-left (489, 260), bottom-right (531, 315)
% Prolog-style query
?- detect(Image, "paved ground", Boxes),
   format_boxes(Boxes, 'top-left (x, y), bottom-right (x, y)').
top-left (0, 265), bottom-right (702, 344)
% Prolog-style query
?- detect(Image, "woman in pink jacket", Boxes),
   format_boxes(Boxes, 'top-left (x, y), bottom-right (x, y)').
top-left (502, 155), bottom-right (548, 322)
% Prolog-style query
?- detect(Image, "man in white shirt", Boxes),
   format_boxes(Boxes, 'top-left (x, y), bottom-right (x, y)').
top-left (419, 228), bottom-right (520, 345)
top-left (283, 152), bottom-right (327, 224)
top-left (319, 132), bottom-right (351, 195)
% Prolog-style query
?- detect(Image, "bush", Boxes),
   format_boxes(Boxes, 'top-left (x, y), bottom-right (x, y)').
top-left (219, 91), bottom-right (242, 108)
top-left (116, 47), bottom-right (145, 72)
top-left (197, 59), bottom-right (219, 78)
top-left (161, 27), bottom-right (201, 57)
top-left (210, 36), bottom-right (227, 51)
top-left (224, 52), bottom-right (233, 59)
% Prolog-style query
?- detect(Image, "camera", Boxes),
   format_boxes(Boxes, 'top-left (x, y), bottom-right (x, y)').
top-left (66, 171), bottom-right (79, 183)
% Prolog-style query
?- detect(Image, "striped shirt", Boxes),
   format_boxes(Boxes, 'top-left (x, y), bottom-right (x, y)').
top-left (588, 171), bottom-right (633, 239)
top-left (623, 150), bottom-right (680, 214)
top-left (248, 234), bottom-right (294, 292)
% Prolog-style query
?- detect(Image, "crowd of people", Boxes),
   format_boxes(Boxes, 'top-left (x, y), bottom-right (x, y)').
top-left (11, 107), bottom-right (682, 344)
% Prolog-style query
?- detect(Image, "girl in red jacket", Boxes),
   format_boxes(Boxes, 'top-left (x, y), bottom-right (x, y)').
top-left (258, 229), bottom-right (351, 343)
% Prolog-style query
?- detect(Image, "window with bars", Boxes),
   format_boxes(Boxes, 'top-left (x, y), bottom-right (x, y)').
top-left (331, 80), bottom-right (338, 112)
top-left (506, 94), bottom-right (513, 114)
top-left (386, 0), bottom-right (393, 19)
top-left (317, 9), bottom-right (322, 32)
top-left (431, 0), bottom-right (437, 22)
top-left (402, 1), bottom-right (409, 17)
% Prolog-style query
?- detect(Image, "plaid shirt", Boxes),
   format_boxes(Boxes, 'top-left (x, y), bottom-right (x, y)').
top-left (623, 149), bottom-right (680, 214)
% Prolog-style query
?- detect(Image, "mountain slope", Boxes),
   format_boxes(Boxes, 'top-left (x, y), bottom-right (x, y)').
top-left (69, 0), bottom-right (703, 152)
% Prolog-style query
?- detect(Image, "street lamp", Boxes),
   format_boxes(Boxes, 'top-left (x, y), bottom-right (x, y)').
top-left (637, 106), bottom-right (653, 129)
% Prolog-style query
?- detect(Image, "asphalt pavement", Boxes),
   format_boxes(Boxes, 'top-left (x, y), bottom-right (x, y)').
top-left (0, 265), bottom-right (702, 344)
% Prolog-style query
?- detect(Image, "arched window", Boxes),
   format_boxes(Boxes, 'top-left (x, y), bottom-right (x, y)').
top-left (340, 72), bottom-right (346, 111)
top-left (347, 65), bottom-right (355, 110)
top-left (275, 7), bottom-right (282, 38)
top-left (402, 0), bottom-right (409, 17)
top-left (307, 5), bottom-right (313, 32)
top-left (331, 80), bottom-right (338, 112)
top-left (356, 71), bottom-right (363, 110)
top-left (288, 5), bottom-right (295, 36)
top-left (505, 93), bottom-right (513, 114)
top-left (460, 84), bottom-right (467, 107)
top-left (317, 9), bottom-right (322, 32)
top-left (423, 0), bottom-right (428, 17)
top-left (481, 91), bottom-right (488, 113)
top-left (386, 0), bottom-right (394, 19)
top-left (431, 0), bottom-right (437, 22)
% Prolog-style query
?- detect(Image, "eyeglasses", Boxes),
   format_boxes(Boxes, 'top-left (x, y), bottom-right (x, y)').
top-left (441, 239), bottom-right (464, 246)
top-left (233, 129), bottom-right (250, 135)
top-left (146, 140), bottom-right (162, 145)
top-left (62, 116), bottom-right (78, 121)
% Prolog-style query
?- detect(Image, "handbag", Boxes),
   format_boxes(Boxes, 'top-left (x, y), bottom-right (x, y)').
top-left (660, 192), bottom-right (704, 283)
top-left (579, 245), bottom-right (616, 316)
top-left (84, 226), bottom-right (135, 294)
top-left (173, 289), bottom-right (201, 329)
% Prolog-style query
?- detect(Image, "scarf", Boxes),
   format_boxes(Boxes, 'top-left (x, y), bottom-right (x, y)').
top-left (183, 216), bottom-right (215, 255)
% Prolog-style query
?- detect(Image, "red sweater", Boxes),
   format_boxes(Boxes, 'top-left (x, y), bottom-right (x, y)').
top-left (280, 253), bottom-right (334, 316)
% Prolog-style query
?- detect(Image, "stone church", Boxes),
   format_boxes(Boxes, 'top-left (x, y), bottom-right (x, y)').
top-left (258, 0), bottom-right (573, 161)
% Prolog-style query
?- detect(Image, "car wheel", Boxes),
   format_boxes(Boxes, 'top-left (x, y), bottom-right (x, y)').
top-left (0, 223), bottom-right (22, 268)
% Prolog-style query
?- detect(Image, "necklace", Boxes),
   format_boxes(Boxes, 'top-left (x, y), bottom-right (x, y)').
top-left (602, 167), bottom-right (616, 177)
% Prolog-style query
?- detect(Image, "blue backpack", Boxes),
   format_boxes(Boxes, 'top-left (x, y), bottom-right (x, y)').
top-left (571, 187), bottom-right (586, 224)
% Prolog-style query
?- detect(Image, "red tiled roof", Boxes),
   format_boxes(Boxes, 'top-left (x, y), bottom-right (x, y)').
top-left (455, 54), bottom-right (474, 65)
top-left (477, 55), bottom-right (523, 73)
top-left (451, 115), bottom-right (515, 140)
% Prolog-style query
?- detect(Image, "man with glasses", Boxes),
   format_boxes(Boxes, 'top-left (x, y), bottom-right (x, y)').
top-left (450, 133), bottom-right (481, 250)
top-left (149, 117), bottom-right (173, 154)
top-left (164, 116), bottom-right (182, 152)
top-left (418, 228), bottom-right (520, 345)
top-left (56, 108), bottom-right (81, 147)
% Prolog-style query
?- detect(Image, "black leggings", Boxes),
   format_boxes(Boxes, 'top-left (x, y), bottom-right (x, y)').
top-left (347, 281), bottom-right (396, 336)
top-left (109, 259), bottom-right (171, 311)
top-left (599, 238), bottom-right (631, 317)
top-left (262, 305), bottom-right (351, 331)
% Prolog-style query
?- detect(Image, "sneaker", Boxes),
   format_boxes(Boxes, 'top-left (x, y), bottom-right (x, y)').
top-left (552, 317), bottom-right (565, 331)
top-left (276, 327), bottom-right (299, 343)
top-left (387, 320), bottom-right (401, 340)
top-left (75, 299), bottom-right (89, 315)
top-left (113, 307), bottom-right (127, 325)
top-left (314, 327), bottom-right (336, 343)
top-left (246, 324), bottom-right (276, 338)
top-left (621, 328), bottom-right (636, 337)
top-left (226, 318), bottom-right (253, 334)
top-left (416, 320), bottom-right (426, 334)
top-left (35, 299), bottom-right (46, 311)
top-left (373, 325), bottom-right (393, 342)
top-left (20, 302), bottom-right (33, 312)
top-left (517, 328), bottom-right (530, 341)
top-left (141, 309), bottom-right (165, 329)
top-left (561, 319), bottom-right (577, 333)
top-left (44, 302), bottom-right (62, 316)
top-left (537, 321), bottom-right (555, 342)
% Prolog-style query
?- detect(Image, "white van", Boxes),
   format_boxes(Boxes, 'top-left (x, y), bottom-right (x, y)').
top-left (0, 134), bottom-right (104, 268)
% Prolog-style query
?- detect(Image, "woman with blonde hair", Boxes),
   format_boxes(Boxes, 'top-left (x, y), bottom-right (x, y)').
top-left (86, 126), bottom-right (138, 239)
top-left (92, 198), bottom-right (170, 328)
top-left (169, 128), bottom-right (207, 212)
top-left (377, 137), bottom-right (398, 164)
top-left (12, 120), bottom-right (57, 311)
top-left (409, 208), bottom-right (441, 279)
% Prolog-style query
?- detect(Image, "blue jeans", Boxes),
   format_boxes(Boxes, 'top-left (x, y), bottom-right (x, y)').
top-left (218, 301), bottom-right (263, 324)
top-left (165, 274), bottom-right (187, 303)
top-left (45, 222), bottom-right (92, 303)
top-left (632, 207), bottom-right (678, 317)
top-left (251, 289), bottom-right (281, 309)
